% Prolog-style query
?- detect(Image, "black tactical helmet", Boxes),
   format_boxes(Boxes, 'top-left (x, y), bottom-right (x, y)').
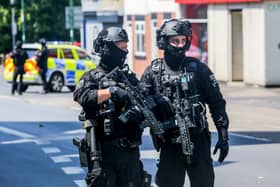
top-left (93, 27), bottom-right (129, 56)
top-left (156, 19), bottom-right (192, 50)
top-left (39, 38), bottom-right (47, 46)
top-left (15, 40), bottom-right (22, 49)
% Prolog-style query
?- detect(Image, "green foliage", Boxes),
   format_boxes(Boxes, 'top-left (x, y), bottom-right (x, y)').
top-left (0, 0), bottom-right (81, 53)
top-left (0, 2), bottom-right (11, 53)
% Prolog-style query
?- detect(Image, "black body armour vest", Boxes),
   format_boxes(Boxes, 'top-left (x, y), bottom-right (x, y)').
top-left (151, 57), bottom-right (207, 131)
top-left (151, 57), bottom-right (199, 100)
top-left (89, 66), bottom-right (142, 145)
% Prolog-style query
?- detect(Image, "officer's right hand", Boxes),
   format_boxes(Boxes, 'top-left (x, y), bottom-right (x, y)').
top-left (119, 106), bottom-right (144, 125)
top-left (109, 86), bottom-right (128, 103)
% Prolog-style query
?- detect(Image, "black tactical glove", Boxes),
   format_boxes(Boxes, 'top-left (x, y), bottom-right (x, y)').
top-left (109, 86), bottom-right (128, 104)
top-left (119, 106), bottom-right (144, 125)
top-left (213, 127), bottom-right (229, 163)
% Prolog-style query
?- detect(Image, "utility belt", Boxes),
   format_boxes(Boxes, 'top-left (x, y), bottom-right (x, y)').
top-left (167, 127), bottom-right (208, 145)
top-left (161, 115), bottom-right (208, 132)
top-left (102, 138), bottom-right (141, 149)
top-left (161, 118), bottom-right (208, 144)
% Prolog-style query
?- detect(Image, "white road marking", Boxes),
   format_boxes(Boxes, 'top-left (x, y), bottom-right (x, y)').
top-left (64, 129), bottom-right (85, 134)
top-left (230, 132), bottom-right (271, 142)
top-left (34, 139), bottom-right (50, 145)
top-left (62, 167), bottom-right (85, 175)
top-left (53, 135), bottom-right (81, 141)
top-left (51, 156), bottom-right (72, 163)
top-left (1, 139), bottom-right (35, 144)
top-left (0, 126), bottom-right (35, 138)
top-left (143, 128), bottom-right (150, 136)
top-left (42, 147), bottom-right (61, 154)
top-left (51, 154), bottom-right (79, 163)
top-left (74, 180), bottom-right (87, 187)
top-left (140, 150), bottom-right (159, 159)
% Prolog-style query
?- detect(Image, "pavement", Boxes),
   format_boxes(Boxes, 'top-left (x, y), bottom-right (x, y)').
top-left (217, 82), bottom-right (280, 132)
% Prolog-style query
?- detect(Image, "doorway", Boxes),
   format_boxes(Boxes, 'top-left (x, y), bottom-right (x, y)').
top-left (231, 10), bottom-right (244, 81)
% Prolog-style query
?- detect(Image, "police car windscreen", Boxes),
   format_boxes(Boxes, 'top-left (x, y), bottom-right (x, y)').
top-left (24, 48), bottom-right (37, 58)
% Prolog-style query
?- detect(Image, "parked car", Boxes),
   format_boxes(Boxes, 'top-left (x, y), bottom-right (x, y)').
top-left (3, 43), bottom-right (96, 92)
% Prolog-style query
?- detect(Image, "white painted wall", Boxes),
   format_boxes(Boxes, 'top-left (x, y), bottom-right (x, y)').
top-left (85, 21), bottom-right (103, 52)
top-left (243, 4), bottom-right (266, 85)
top-left (124, 0), bottom-right (180, 16)
top-left (82, 0), bottom-right (124, 14)
top-left (208, 1), bottom-right (280, 86)
top-left (264, 1), bottom-right (280, 85)
top-left (208, 5), bottom-right (231, 81)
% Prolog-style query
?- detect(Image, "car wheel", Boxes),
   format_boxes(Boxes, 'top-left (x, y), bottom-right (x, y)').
top-left (49, 72), bottom-right (64, 92)
top-left (67, 86), bottom-right (76, 92)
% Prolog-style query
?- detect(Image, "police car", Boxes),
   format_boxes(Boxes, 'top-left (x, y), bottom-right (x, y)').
top-left (4, 43), bottom-right (96, 92)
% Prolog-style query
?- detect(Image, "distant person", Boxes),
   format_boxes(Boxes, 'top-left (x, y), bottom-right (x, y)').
top-left (11, 40), bottom-right (28, 95)
top-left (37, 38), bottom-right (49, 93)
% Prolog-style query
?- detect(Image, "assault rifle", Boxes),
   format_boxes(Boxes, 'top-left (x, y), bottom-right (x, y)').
top-left (108, 66), bottom-right (165, 142)
top-left (173, 71), bottom-right (195, 164)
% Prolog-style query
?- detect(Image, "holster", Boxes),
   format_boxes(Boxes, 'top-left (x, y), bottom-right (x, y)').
top-left (73, 137), bottom-right (89, 167)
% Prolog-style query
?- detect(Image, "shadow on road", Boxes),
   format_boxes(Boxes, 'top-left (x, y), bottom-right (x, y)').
top-left (212, 131), bottom-right (280, 147)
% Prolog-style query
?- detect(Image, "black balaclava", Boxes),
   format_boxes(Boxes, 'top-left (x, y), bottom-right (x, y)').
top-left (99, 43), bottom-right (128, 72)
top-left (164, 44), bottom-right (187, 71)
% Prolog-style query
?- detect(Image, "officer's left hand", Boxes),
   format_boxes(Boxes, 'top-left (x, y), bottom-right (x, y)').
top-left (213, 129), bottom-right (229, 163)
top-left (109, 86), bottom-right (128, 104)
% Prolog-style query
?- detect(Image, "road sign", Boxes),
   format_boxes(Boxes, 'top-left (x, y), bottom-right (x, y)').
top-left (65, 6), bottom-right (83, 29)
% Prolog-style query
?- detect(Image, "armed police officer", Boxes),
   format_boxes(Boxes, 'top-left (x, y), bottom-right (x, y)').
top-left (141, 19), bottom-right (229, 187)
top-left (73, 27), bottom-right (151, 187)
top-left (37, 38), bottom-right (49, 94)
top-left (11, 40), bottom-right (29, 95)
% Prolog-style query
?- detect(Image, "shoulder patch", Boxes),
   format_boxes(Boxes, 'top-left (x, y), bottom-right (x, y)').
top-left (209, 74), bottom-right (218, 87)
top-left (151, 58), bottom-right (163, 73)
top-left (89, 68), bottom-right (105, 80)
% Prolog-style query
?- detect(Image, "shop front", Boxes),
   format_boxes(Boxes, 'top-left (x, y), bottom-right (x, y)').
top-left (176, 0), bottom-right (280, 87)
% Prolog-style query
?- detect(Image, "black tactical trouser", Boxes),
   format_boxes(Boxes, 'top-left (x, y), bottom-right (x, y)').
top-left (156, 130), bottom-right (214, 187)
top-left (87, 144), bottom-right (145, 187)
top-left (39, 68), bottom-right (48, 92)
top-left (11, 67), bottom-right (24, 94)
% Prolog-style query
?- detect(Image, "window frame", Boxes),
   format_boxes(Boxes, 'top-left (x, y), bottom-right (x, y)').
top-left (77, 49), bottom-right (91, 60)
top-left (134, 21), bottom-right (146, 58)
top-left (62, 48), bottom-right (75, 59)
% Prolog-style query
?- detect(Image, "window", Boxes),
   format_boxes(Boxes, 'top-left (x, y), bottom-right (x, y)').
top-left (62, 48), bottom-right (74, 59)
top-left (135, 22), bottom-right (146, 57)
top-left (49, 48), bottom-right (58, 58)
top-left (184, 5), bottom-right (208, 64)
top-left (77, 49), bottom-right (90, 60)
